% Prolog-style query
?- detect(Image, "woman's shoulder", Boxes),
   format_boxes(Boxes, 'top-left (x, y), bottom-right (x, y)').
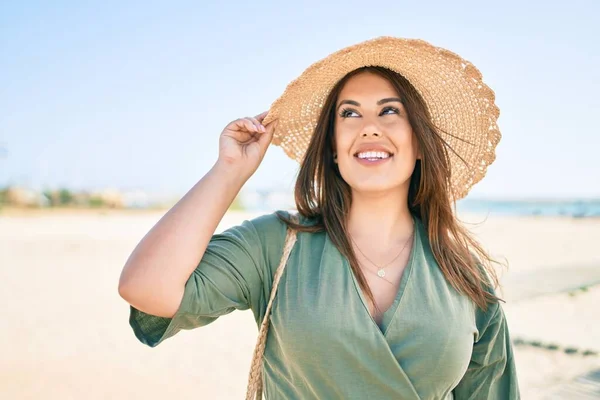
top-left (242, 210), bottom-right (320, 275)
top-left (244, 210), bottom-right (323, 255)
top-left (246, 209), bottom-right (316, 232)
top-left (239, 210), bottom-right (297, 245)
top-left (245, 209), bottom-right (293, 233)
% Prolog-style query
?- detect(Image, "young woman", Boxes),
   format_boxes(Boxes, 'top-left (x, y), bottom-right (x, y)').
top-left (119, 37), bottom-right (520, 399)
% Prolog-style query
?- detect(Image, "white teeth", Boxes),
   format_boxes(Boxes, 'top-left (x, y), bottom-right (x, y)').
top-left (356, 151), bottom-right (391, 159)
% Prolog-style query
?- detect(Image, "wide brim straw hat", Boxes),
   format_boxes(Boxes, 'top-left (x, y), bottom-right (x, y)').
top-left (262, 36), bottom-right (501, 201)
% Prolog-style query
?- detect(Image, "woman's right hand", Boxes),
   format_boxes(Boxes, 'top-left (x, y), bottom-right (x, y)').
top-left (217, 111), bottom-right (278, 180)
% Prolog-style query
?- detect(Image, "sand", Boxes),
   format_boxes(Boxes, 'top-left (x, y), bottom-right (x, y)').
top-left (1, 209), bottom-right (598, 399)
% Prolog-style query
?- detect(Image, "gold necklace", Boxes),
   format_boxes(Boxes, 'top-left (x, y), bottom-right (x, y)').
top-left (350, 223), bottom-right (414, 279)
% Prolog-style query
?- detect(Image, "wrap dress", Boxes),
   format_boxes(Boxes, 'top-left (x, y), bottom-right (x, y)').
top-left (128, 211), bottom-right (520, 399)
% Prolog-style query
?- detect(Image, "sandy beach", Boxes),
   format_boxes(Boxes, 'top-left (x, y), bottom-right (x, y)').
top-left (1, 209), bottom-right (599, 399)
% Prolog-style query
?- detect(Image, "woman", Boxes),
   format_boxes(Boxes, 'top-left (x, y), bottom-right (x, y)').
top-left (119, 37), bottom-right (520, 399)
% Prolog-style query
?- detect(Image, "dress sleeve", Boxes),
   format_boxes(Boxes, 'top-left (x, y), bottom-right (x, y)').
top-left (452, 301), bottom-right (521, 399)
top-left (128, 211), bottom-right (289, 347)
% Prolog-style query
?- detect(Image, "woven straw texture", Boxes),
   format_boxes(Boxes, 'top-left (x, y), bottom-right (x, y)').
top-left (245, 218), bottom-right (298, 400)
top-left (263, 36), bottom-right (501, 200)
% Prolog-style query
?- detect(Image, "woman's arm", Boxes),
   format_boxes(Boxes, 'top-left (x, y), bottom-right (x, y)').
top-left (118, 112), bottom-right (276, 319)
top-left (453, 302), bottom-right (520, 399)
top-left (118, 162), bottom-right (247, 318)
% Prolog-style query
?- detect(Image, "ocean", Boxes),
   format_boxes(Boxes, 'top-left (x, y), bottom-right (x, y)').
top-left (242, 189), bottom-right (600, 218)
top-left (457, 199), bottom-right (600, 218)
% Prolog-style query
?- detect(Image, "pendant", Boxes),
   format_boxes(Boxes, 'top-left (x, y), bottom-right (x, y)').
top-left (377, 269), bottom-right (386, 278)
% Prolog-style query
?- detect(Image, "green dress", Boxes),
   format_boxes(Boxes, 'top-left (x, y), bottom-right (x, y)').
top-left (128, 211), bottom-right (520, 399)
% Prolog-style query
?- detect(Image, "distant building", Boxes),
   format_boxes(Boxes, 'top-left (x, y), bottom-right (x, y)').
top-left (4, 186), bottom-right (48, 207)
top-left (122, 190), bottom-right (151, 209)
top-left (241, 188), bottom-right (295, 211)
top-left (90, 188), bottom-right (124, 208)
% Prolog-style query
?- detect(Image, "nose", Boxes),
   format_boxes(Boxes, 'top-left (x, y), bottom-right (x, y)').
top-left (359, 116), bottom-right (382, 138)
top-left (361, 131), bottom-right (381, 137)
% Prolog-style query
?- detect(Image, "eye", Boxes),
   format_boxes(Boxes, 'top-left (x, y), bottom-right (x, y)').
top-left (339, 106), bottom-right (400, 118)
top-left (339, 108), bottom-right (359, 118)
top-left (381, 106), bottom-right (400, 115)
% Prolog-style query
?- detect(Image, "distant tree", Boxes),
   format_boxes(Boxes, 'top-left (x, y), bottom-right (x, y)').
top-left (89, 196), bottom-right (105, 208)
top-left (42, 190), bottom-right (56, 207)
top-left (58, 189), bottom-right (73, 206)
top-left (0, 186), bottom-right (7, 205)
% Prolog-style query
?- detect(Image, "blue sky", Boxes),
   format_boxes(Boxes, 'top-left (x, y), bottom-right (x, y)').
top-left (1, 0), bottom-right (598, 199)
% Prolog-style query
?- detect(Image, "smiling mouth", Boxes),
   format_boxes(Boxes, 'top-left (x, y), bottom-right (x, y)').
top-left (354, 152), bottom-right (394, 161)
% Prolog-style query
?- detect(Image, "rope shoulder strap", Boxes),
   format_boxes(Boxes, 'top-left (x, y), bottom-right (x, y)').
top-left (245, 214), bottom-right (299, 400)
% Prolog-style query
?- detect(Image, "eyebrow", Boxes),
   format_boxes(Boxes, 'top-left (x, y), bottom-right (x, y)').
top-left (337, 97), bottom-right (403, 109)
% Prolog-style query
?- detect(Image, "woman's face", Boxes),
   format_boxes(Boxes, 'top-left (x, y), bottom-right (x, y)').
top-left (333, 71), bottom-right (420, 194)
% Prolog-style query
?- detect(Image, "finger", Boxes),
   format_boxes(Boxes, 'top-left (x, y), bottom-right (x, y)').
top-left (264, 117), bottom-right (277, 131)
top-left (246, 116), bottom-right (265, 132)
top-left (233, 118), bottom-right (261, 133)
top-left (258, 119), bottom-right (277, 149)
top-left (255, 111), bottom-right (269, 123)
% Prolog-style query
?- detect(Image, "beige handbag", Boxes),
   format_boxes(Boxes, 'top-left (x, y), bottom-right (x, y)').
top-left (245, 217), bottom-right (299, 400)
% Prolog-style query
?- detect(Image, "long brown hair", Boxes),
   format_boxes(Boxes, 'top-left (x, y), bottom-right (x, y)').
top-left (276, 66), bottom-right (503, 311)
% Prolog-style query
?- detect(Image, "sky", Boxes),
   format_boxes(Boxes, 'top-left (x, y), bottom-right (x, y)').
top-left (1, 0), bottom-right (599, 200)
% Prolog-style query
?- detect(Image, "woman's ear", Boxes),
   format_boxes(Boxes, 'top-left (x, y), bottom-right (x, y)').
top-left (333, 153), bottom-right (338, 163)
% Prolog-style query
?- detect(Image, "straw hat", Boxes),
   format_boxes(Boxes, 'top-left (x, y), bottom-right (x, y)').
top-left (262, 36), bottom-right (501, 200)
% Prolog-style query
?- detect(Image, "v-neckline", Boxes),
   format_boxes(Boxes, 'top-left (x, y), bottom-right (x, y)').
top-left (345, 214), bottom-right (420, 336)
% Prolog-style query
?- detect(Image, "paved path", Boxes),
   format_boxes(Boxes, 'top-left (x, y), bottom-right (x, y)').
top-left (501, 263), bottom-right (600, 303)
top-left (544, 368), bottom-right (600, 399)
top-left (502, 264), bottom-right (600, 353)
top-left (503, 264), bottom-right (600, 399)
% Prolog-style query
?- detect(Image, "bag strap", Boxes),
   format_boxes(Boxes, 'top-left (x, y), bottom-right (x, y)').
top-left (245, 215), bottom-right (298, 400)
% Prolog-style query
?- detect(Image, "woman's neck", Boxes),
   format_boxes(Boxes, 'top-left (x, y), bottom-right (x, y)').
top-left (346, 190), bottom-right (414, 247)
